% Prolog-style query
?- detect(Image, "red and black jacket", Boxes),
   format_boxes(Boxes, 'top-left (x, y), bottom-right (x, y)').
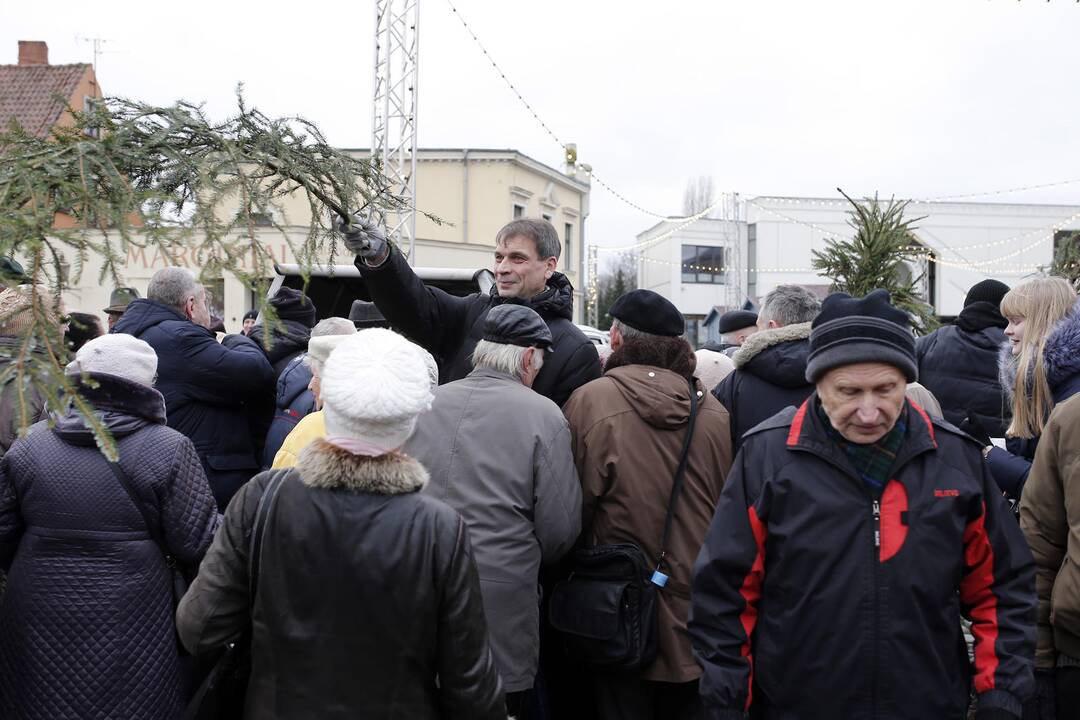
top-left (690, 395), bottom-right (1036, 720)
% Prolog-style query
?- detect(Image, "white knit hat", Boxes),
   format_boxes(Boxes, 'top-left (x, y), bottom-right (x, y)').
top-left (319, 328), bottom-right (433, 449)
top-left (67, 334), bottom-right (158, 387)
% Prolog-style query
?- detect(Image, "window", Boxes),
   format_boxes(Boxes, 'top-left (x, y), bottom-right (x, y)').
top-left (565, 223), bottom-right (574, 268)
top-left (542, 213), bottom-right (552, 223)
top-left (83, 96), bottom-right (102, 139)
top-left (513, 204), bottom-right (525, 218)
top-left (685, 314), bottom-right (706, 348)
top-left (681, 245), bottom-right (728, 284)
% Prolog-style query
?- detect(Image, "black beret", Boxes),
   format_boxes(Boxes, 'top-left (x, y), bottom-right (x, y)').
top-left (242, 310), bottom-right (259, 322)
top-left (608, 289), bottom-right (684, 337)
top-left (483, 304), bottom-right (552, 349)
top-left (716, 310), bottom-right (759, 335)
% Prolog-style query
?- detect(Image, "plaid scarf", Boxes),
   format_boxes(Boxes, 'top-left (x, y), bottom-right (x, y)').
top-left (818, 401), bottom-right (908, 494)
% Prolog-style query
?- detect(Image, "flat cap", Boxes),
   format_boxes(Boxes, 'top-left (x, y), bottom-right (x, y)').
top-left (608, 289), bottom-right (684, 337)
top-left (716, 310), bottom-right (759, 334)
top-left (483, 304), bottom-right (552, 349)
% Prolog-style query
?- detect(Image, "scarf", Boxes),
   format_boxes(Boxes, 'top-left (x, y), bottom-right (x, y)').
top-left (818, 401), bottom-right (907, 494)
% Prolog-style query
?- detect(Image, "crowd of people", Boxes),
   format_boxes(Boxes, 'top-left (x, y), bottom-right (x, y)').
top-left (0, 216), bottom-right (1074, 719)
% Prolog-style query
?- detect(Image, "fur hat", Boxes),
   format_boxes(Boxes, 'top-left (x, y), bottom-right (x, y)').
top-left (67, 334), bottom-right (158, 387)
top-left (319, 328), bottom-right (433, 450)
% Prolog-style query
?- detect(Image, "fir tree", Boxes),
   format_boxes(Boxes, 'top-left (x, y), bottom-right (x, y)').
top-left (811, 190), bottom-right (938, 333)
top-left (0, 90), bottom-right (405, 456)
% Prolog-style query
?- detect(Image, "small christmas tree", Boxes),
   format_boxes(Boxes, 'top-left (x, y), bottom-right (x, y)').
top-left (811, 190), bottom-right (938, 333)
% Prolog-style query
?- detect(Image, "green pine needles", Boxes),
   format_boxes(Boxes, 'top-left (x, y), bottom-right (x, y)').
top-left (812, 189), bottom-right (938, 333)
top-left (0, 89), bottom-right (404, 456)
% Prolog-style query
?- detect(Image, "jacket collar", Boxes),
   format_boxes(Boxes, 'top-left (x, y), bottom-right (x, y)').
top-left (785, 394), bottom-right (938, 482)
top-left (489, 272), bottom-right (574, 321)
top-left (295, 438), bottom-right (428, 495)
top-left (467, 366), bottom-right (522, 385)
top-left (732, 322), bottom-right (812, 369)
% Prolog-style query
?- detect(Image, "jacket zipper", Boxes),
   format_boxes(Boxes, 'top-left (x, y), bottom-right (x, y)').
top-left (871, 496), bottom-right (881, 718)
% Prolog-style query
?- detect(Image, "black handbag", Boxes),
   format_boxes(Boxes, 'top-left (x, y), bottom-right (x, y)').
top-left (548, 378), bottom-right (700, 671)
top-left (182, 471), bottom-right (286, 720)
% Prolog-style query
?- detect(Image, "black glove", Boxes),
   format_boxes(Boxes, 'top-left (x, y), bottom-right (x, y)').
top-left (334, 214), bottom-right (389, 263)
top-left (959, 411), bottom-right (993, 448)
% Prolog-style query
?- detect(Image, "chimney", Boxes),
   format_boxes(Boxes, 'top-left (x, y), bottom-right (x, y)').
top-left (18, 41), bottom-right (48, 66)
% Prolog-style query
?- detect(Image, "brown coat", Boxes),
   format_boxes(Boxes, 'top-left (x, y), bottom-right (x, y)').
top-left (1021, 393), bottom-right (1080, 668)
top-left (563, 365), bottom-right (733, 683)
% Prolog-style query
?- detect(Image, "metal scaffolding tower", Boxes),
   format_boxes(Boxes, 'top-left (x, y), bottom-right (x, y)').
top-left (372, 0), bottom-right (420, 261)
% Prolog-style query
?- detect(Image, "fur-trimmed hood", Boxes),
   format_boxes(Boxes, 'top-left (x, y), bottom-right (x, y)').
top-left (732, 322), bottom-right (813, 389)
top-left (999, 298), bottom-right (1080, 403)
top-left (295, 438), bottom-right (428, 495)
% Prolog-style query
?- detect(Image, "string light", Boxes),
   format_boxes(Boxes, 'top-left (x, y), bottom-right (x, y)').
top-left (605, 193), bottom-right (737, 253)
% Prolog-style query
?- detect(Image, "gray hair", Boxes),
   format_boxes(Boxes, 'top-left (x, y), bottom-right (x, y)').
top-left (147, 267), bottom-right (202, 315)
top-left (311, 317), bottom-right (357, 338)
top-left (471, 339), bottom-right (544, 381)
top-left (758, 284), bottom-right (821, 327)
top-left (496, 218), bottom-right (561, 260)
top-left (611, 318), bottom-right (661, 343)
top-left (720, 332), bottom-right (745, 345)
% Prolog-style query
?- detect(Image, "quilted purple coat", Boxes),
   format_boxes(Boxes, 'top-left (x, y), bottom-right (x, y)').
top-left (0, 372), bottom-right (219, 720)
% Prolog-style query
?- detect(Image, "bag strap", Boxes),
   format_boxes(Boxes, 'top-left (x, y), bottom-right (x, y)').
top-left (108, 459), bottom-right (169, 556)
top-left (248, 472), bottom-right (286, 608)
top-left (652, 378), bottom-right (700, 583)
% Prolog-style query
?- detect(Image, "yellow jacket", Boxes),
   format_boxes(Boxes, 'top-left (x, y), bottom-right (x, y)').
top-left (272, 411), bottom-right (326, 469)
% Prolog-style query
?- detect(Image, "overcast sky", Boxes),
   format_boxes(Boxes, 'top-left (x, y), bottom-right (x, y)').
top-left (5, 1), bottom-right (1080, 255)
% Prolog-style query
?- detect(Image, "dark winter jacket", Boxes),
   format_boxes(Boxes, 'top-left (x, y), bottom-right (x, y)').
top-left (176, 439), bottom-right (505, 720)
top-left (0, 337), bottom-right (48, 457)
top-left (248, 320), bottom-right (311, 380)
top-left (563, 365), bottom-right (733, 683)
top-left (113, 299), bottom-right (275, 509)
top-left (711, 322), bottom-right (814, 453)
top-left (260, 353), bottom-right (315, 469)
top-left (0, 373), bottom-right (218, 720)
top-left (987, 299), bottom-right (1080, 498)
top-left (356, 246), bottom-right (600, 407)
top-left (916, 302), bottom-right (1010, 437)
top-left (690, 396), bottom-right (1036, 720)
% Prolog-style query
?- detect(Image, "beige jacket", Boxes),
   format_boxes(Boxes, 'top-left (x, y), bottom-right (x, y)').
top-left (1021, 393), bottom-right (1080, 667)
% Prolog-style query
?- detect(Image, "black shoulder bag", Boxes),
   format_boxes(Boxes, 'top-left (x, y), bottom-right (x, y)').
top-left (548, 379), bottom-right (700, 671)
top-left (182, 471), bottom-right (287, 720)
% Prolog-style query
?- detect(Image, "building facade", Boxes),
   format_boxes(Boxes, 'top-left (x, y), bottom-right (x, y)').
top-left (55, 149), bottom-right (590, 330)
top-left (635, 196), bottom-right (1080, 346)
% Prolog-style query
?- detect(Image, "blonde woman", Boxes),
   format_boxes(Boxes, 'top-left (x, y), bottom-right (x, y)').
top-left (985, 276), bottom-right (1080, 498)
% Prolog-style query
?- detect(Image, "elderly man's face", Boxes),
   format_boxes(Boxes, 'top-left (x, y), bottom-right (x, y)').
top-left (817, 363), bottom-right (907, 444)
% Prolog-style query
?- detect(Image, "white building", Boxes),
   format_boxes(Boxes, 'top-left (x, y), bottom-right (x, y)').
top-left (635, 196), bottom-right (1080, 345)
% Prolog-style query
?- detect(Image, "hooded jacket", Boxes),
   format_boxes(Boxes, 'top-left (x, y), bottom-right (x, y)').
top-left (356, 246), bottom-right (600, 407)
top-left (1021, 393), bottom-right (1080, 669)
top-left (248, 320), bottom-right (312, 380)
top-left (987, 299), bottom-right (1080, 498)
top-left (176, 439), bottom-right (505, 720)
top-left (405, 366), bottom-right (582, 692)
top-left (711, 322), bottom-right (814, 452)
top-left (0, 373), bottom-right (218, 720)
top-left (562, 365), bottom-right (733, 683)
top-left (113, 299), bottom-right (275, 509)
top-left (261, 353), bottom-right (315, 468)
top-left (916, 302), bottom-right (1010, 437)
top-left (690, 396), bottom-right (1036, 720)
